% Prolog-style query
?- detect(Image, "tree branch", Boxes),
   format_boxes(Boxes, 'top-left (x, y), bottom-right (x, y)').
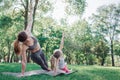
top-left (20, 0), bottom-right (26, 9)
top-left (31, 0), bottom-right (39, 32)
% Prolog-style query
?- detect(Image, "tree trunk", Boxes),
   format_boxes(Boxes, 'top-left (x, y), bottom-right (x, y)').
top-left (31, 0), bottom-right (39, 32)
top-left (14, 55), bottom-right (19, 62)
top-left (10, 52), bottom-right (14, 63)
top-left (111, 40), bottom-right (115, 66)
top-left (7, 40), bottom-right (11, 63)
top-left (24, 0), bottom-right (29, 30)
top-left (23, 0), bottom-right (39, 32)
top-left (101, 58), bottom-right (105, 66)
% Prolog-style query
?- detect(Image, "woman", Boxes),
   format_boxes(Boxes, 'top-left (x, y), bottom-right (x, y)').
top-left (14, 31), bottom-right (50, 75)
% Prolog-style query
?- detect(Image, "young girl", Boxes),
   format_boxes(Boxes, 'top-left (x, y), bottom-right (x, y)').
top-left (50, 32), bottom-right (71, 74)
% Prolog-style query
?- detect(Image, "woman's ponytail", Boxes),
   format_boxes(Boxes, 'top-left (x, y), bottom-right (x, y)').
top-left (13, 40), bottom-right (21, 55)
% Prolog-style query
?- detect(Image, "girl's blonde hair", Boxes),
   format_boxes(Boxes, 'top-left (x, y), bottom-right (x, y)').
top-left (50, 55), bottom-right (56, 70)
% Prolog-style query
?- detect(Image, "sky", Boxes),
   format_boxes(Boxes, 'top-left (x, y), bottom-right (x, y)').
top-left (83, 0), bottom-right (120, 19)
top-left (52, 0), bottom-right (120, 25)
top-left (52, 0), bottom-right (66, 24)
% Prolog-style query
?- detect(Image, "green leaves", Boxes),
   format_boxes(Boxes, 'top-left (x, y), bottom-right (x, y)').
top-left (0, 15), bottom-right (12, 29)
top-left (65, 0), bottom-right (86, 15)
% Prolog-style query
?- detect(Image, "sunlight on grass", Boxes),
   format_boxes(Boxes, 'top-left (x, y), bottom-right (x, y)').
top-left (0, 63), bottom-right (120, 80)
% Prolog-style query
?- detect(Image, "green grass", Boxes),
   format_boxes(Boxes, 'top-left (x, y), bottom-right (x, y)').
top-left (0, 63), bottom-right (120, 80)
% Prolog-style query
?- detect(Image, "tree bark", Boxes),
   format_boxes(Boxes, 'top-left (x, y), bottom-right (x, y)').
top-left (31, 0), bottom-right (39, 32)
top-left (10, 52), bottom-right (14, 63)
top-left (101, 58), bottom-right (105, 66)
top-left (22, 0), bottom-right (39, 32)
top-left (7, 40), bottom-right (11, 63)
top-left (24, 0), bottom-right (29, 30)
top-left (111, 40), bottom-right (115, 66)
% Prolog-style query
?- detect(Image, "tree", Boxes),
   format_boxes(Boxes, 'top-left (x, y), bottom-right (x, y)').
top-left (91, 4), bottom-right (120, 66)
top-left (63, 19), bottom-right (94, 65)
top-left (65, 0), bottom-right (86, 16)
top-left (114, 42), bottom-right (120, 57)
top-left (0, 0), bottom-right (14, 13)
top-left (93, 40), bottom-right (109, 66)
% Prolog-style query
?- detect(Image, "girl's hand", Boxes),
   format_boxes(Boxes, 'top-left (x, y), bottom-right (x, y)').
top-left (54, 72), bottom-right (57, 76)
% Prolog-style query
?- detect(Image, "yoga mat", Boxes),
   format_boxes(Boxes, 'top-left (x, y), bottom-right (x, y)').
top-left (2, 69), bottom-right (76, 77)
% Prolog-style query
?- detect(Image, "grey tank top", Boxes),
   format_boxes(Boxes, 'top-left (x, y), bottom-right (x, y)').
top-left (27, 37), bottom-right (37, 50)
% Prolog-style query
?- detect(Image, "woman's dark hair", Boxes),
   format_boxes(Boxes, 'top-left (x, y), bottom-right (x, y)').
top-left (18, 31), bottom-right (27, 42)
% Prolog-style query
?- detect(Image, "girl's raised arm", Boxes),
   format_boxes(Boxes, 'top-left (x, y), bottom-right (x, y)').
top-left (59, 32), bottom-right (65, 50)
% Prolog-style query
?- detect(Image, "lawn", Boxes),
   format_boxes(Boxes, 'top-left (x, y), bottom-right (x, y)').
top-left (0, 63), bottom-right (120, 80)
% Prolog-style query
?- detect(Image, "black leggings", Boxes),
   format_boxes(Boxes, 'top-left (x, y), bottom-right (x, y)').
top-left (31, 50), bottom-right (48, 70)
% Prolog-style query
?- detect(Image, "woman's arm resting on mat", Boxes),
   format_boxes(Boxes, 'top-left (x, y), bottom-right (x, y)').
top-left (21, 45), bottom-right (27, 75)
